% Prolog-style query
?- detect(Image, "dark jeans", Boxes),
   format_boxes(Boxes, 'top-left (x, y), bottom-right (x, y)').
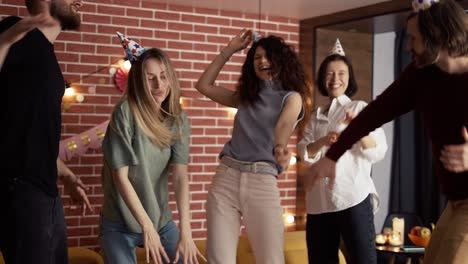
top-left (0, 178), bottom-right (68, 264)
top-left (306, 195), bottom-right (376, 264)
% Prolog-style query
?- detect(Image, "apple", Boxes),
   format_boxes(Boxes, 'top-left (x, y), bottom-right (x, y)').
top-left (420, 227), bottom-right (431, 238)
top-left (411, 226), bottom-right (422, 236)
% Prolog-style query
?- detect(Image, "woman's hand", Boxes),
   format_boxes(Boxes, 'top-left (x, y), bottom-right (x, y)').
top-left (321, 132), bottom-right (339, 146)
top-left (142, 223), bottom-right (170, 264)
top-left (223, 29), bottom-right (252, 55)
top-left (274, 144), bottom-right (292, 171)
top-left (174, 235), bottom-right (206, 264)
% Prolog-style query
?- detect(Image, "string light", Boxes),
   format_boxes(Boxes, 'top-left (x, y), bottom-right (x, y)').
top-left (64, 82), bottom-right (75, 97)
top-left (285, 214), bottom-right (295, 224)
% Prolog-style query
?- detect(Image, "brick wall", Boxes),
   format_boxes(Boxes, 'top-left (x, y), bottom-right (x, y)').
top-left (0, 0), bottom-right (300, 250)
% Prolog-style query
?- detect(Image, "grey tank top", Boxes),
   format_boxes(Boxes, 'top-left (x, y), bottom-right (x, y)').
top-left (220, 80), bottom-right (300, 173)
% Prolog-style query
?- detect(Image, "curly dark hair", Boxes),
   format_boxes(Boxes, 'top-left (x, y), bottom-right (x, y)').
top-left (236, 35), bottom-right (310, 105)
top-left (316, 54), bottom-right (358, 98)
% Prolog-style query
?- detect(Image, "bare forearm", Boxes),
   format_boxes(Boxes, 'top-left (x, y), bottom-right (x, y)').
top-left (306, 139), bottom-right (326, 158)
top-left (195, 47), bottom-right (234, 96)
top-left (173, 169), bottom-right (192, 237)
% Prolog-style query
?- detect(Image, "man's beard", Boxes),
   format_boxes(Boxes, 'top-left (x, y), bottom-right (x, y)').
top-left (412, 49), bottom-right (439, 68)
top-left (50, 1), bottom-right (81, 30)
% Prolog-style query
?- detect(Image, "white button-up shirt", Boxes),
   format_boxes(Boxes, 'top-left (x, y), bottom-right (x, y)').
top-left (298, 95), bottom-right (387, 214)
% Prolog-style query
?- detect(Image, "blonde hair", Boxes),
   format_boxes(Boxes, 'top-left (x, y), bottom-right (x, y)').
top-left (112, 48), bottom-right (183, 147)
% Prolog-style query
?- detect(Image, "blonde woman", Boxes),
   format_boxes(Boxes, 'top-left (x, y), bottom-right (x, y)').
top-left (99, 34), bottom-right (204, 264)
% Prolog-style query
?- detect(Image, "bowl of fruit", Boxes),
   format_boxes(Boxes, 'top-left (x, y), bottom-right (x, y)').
top-left (408, 225), bottom-right (433, 248)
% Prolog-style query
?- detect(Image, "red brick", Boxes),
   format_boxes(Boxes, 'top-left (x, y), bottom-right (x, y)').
top-left (182, 14), bottom-right (205, 23)
top-left (207, 17), bottom-right (230, 26)
top-left (141, 19), bottom-right (167, 29)
top-left (127, 8), bottom-right (153, 18)
top-left (194, 7), bottom-right (218, 15)
top-left (97, 25), bottom-right (122, 35)
top-left (181, 52), bottom-right (205, 61)
top-left (194, 25), bottom-right (218, 34)
top-left (67, 64), bottom-right (97, 73)
top-left (82, 33), bottom-right (111, 44)
top-left (168, 4), bottom-right (193, 13)
top-left (81, 54), bottom-right (110, 64)
top-left (98, 5), bottom-right (125, 16)
top-left (83, 14), bottom-right (111, 24)
top-left (56, 52), bottom-right (80, 63)
top-left (112, 17), bottom-right (139, 27)
top-left (79, 23), bottom-right (97, 33)
top-left (193, 43), bottom-right (218, 52)
top-left (155, 11), bottom-right (180, 21)
top-left (231, 19), bottom-right (254, 28)
top-left (66, 43), bottom-right (95, 53)
top-left (181, 33), bottom-right (205, 42)
top-left (0, 5), bottom-right (18, 16)
top-left (126, 27), bottom-right (153, 38)
top-left (279, 24), bottom-right (298, 33)
top-left (168, 22), bottom-right (193, 32)
top-left (141, 2), bottom-right (167, 10)
top-left (155, 30), bottom-right (180, 40)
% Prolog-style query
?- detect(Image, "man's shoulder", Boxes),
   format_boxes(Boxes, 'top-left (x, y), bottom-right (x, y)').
top-left (0, 16), bottom-right (21, 34)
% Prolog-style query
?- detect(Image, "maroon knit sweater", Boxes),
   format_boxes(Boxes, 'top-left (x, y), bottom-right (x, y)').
top-left (326, 62), bottom-right (468, 200)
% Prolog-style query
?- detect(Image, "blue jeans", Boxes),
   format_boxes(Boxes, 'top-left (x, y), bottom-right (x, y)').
top-left (99, 217), bottom-right (182, 264)
top-left (306, 195), bottom-right (376, 264)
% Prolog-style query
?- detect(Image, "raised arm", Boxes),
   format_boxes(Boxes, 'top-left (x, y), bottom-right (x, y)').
top-left (195, 29), bottom-right (252, 108)
top-left (0, 15), bottom-right (54, 71)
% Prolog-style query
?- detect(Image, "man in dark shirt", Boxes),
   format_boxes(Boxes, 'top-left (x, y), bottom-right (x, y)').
top-left (305, 0), bottom-right (468, 263)
top-left (0, 0), bottom-right (91, 263)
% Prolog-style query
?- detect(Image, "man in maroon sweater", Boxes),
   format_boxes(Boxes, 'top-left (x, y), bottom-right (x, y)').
top-left (305, 0), bottom-right (468, 263)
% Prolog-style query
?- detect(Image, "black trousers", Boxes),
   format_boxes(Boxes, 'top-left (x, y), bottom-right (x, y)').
top-left (0, 178), bottom-right (68, 264)
top-left (306, 195), bottom-right (377, 264)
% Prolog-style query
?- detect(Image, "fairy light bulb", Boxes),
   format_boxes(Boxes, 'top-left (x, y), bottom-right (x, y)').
top-left (65, 87), bottom-right (75, 97)
top-left (285, 214), bottom-right (295, 224)
top-left (289, 155), bottom-right (297, 166)
top-left (123, 60), bottom-right (132, 70)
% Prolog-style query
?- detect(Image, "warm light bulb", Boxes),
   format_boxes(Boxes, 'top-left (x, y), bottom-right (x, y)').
top-left (285, 214), bottom-right (295, 224)
top-left (228, 108), bottom-right (237, 115)
top-left (76, 94), bottom-right (84, 103)
top-left (289, 155), bottom-right (297, 165)
top-left (65, 87), bottom-right (75, 97)
top-left (123, 60), bottom-right (132, 70)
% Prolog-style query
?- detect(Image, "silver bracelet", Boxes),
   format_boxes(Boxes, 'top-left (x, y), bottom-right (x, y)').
top-left (219, 50), bottom-right (230, 61)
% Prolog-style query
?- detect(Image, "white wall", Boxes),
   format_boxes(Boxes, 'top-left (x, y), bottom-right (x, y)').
top-left (372, 32), bottom-right (396, 232)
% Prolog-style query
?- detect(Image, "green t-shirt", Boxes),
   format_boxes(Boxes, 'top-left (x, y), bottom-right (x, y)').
top-left (101, 100), bottom-right (190, 233)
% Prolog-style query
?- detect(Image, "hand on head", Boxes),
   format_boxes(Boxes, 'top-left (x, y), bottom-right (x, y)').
top-left (225, 29), bottom-right (252, 54)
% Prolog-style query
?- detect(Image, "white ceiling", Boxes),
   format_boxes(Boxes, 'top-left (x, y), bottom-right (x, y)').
top-left (153, 0), bottom-right (391, 19)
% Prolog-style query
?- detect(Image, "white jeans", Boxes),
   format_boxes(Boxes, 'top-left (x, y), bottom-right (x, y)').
top-left (206, 160), bottom-right (285, 264)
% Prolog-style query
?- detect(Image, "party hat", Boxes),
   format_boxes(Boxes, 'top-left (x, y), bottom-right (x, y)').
top-left (330, 38), bottom-right (345, 56)
top-left (412, 0), bottom-right (440, 12)
top-left (253, 31), bottom-right (263, 42)
top-left (116, 31), bottom-right (147, 62)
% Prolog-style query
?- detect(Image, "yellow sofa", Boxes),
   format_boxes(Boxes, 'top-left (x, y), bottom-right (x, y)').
top-left (136, 230), bottom-right (346, 264)
top-left (0, 247), bottom-right (103, 264)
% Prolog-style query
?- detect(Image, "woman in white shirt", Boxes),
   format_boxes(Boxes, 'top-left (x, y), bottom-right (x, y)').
top-left (298, 43), bottom-right (387, 264)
